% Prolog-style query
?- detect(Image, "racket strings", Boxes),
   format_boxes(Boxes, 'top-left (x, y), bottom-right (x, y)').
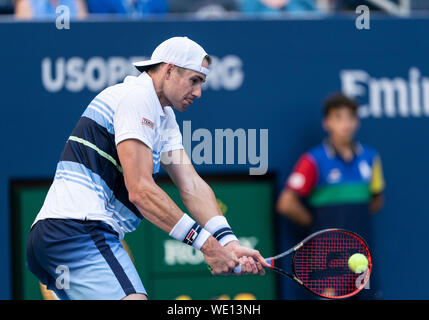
top-left (293, 230), bottom-right (371, 299)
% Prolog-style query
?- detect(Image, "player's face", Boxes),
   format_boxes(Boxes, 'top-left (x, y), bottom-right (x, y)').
top-left (165, 61), bottom-right (208, 112)
top-left (323, 107), bottom-right (359, 144)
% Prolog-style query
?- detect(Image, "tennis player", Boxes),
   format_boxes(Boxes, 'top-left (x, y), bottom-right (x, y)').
top-left (26, 36), bottom-right (268, 300)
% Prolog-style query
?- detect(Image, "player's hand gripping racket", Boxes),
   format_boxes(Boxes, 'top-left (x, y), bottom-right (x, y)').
top-left (234, 228), bottom-right (372, 299)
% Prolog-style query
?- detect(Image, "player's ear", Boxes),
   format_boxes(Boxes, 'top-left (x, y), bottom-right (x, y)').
top-left (165, 63), bottom-right (175, 80)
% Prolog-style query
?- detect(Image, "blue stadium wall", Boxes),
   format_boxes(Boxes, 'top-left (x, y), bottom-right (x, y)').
top-left (1, 16), bottom-right (428, 299)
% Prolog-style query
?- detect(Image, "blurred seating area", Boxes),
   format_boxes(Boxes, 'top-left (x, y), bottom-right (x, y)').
top-left (0, 0), bottom-right (427, 19)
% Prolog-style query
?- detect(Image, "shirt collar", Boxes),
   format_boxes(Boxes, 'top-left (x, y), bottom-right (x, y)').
top-left (137, 72), bottom-right (166, 118)
top-left (323, 138), bottom-right (363, 160)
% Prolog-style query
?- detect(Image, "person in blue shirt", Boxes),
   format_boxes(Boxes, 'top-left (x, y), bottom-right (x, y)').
top-left (277, 93), bottom-right (384, 240)
top-left (276, 93), bottom-right (385, 298)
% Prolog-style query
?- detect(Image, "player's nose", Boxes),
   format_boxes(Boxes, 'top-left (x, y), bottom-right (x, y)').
top-left (192, 85), bottom-right (202, 99)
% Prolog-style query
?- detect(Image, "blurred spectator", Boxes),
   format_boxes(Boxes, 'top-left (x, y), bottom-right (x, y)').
top-left (14, 0), bottom-right (87, 19)
top-left (0, 0), bottom-right (13, 14)
top-left (240, 0), bottom-right (318, 14)
top-left (86, 0), bottom-right (168, 16)
top-left (168, 0), bottom-right (238, 18)
top-left (276, 93), bottom-right (384, 238)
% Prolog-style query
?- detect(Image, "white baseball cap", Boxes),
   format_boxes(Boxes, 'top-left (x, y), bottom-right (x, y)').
top-left (133, 36), bottom-right (210, 76)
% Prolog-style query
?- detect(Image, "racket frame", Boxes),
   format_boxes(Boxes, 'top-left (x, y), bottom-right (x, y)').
top-left (267, 228), bottom-right (372, 299)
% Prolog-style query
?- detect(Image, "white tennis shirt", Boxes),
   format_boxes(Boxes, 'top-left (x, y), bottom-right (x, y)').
top-left (33, 72), bottom-right (184, 239)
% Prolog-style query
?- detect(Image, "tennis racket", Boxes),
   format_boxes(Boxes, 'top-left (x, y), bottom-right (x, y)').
top-left (235, 228), bottom-right (372, 299)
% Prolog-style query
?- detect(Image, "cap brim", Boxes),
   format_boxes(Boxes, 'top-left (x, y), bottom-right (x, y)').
top-left (133, 59), bottom-right (163, 72)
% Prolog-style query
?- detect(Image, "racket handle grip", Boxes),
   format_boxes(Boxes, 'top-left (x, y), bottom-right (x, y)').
top-left (233, 258), bottom-right (272, 274)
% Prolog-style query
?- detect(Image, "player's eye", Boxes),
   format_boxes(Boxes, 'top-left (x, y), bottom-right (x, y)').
top-left (191, 77), bottom-right (204, 86)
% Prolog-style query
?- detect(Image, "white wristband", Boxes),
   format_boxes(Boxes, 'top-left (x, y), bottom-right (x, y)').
top-left (204, 216), bottom-right (238, 246)
top-left (169, 213), bottom-right (210, 250)
top-left (169, 214), bottom-right (195, 240)
top-left (192, 228), bottom-right (211, 250)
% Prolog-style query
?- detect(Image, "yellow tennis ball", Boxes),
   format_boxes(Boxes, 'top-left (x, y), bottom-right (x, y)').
top-left (348, 253), bottom-right (368, 273)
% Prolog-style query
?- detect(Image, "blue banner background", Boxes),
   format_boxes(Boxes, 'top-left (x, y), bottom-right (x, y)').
top-left (1, 16), bottom-right (428, 299)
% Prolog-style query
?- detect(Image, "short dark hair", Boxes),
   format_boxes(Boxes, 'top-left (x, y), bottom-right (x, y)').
top-left (146, 62), bottom-right (165, 74)
top-left (323, 93), bottom-right (358, 118)
top-left (204, 55), bottom-right (212, 66)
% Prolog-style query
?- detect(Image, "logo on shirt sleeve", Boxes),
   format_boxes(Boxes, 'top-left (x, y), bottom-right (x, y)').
top-left (142, 117), bottom-right (154, 129)
top-left (288, 172), bottom-right (306, 190)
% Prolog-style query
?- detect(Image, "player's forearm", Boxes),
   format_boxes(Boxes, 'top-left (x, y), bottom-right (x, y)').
top-left (128, 181), bottom-right (184, 233)
top-left (179, 175), bottom-right (223, 226)
top-left (129, 180), bottom-right (216, 253)
top-left (179, 176), bottom-right (240, 246)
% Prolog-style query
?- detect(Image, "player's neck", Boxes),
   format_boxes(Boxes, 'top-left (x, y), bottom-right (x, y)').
top-left (155, 90), bottom-right (170, 108)
top-left (148, 72), bottom-right (171, 107)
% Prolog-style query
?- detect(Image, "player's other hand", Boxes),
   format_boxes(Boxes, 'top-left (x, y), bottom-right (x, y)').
top-left (225, 241), bottom-right (269, 275)
top-left (201, 237), bottom-right (239, 275)
top-left (235, 255), bottom-right (263, 275)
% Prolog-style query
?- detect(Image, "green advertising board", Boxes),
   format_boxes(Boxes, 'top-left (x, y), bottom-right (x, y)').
top-left (11, 175), bottom-right (277, 300)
